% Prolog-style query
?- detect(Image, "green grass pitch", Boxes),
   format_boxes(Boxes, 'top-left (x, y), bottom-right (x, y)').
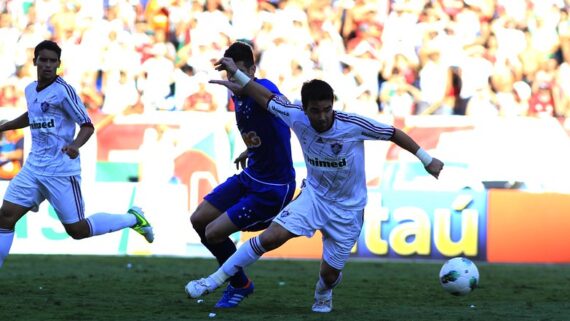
top-left (1, 255), bottom-right (569, 321)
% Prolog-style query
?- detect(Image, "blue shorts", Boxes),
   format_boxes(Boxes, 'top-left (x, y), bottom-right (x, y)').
top-left (204, 171), bottom-right (295, 231)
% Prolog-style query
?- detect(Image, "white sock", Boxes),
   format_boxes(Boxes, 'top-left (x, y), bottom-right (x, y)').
top-left (211, 236), bottom-right (266, 286)
top-left (315, 272), bottom-right (343, 297)
top-left (86, 212), bottom-right (137, 236)
top-left (0, 228), bottom-right (15, 268)
top-left (209, 268), bottom-right (230, 286)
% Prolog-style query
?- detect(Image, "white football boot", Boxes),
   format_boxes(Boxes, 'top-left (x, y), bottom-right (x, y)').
top-left (312, 290), bottom-right (333, 313)
top-left (185, 277), bottom-right (219, 298)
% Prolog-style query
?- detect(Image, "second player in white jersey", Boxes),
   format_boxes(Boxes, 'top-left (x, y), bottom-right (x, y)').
top-left (268, 96), bottom-right (395, 210)
top-left (0, 40), bottom-right (154, 270)
top-left (24, 77), bottom-right (91, 176)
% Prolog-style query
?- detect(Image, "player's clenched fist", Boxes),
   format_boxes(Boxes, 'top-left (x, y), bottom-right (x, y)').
top-left (62, 145), bottom-right (79, 159)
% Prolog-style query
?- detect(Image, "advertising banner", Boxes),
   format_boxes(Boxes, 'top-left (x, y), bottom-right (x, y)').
top-left (3, 110), bottom-right (570, 263)
top-left (353, 189), bottom-right (487, 261)
top-left (487, 189), bottom-right (570, 263)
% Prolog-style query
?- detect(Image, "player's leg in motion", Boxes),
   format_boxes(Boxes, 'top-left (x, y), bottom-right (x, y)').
top-left (191, 201), bottom-right (257, 308)
top-left (49, 176), bottom-right (154, 243)
top-left (61, 206), bottom-right (154, 243)
top-left (185, 222), bottom-right (296, 298)
top-left (191, 201), bottom-right (249, 283)
top-left (0, 201), bottom-right (30, 267)
top-left (190, 175), bottom-right (254, 292)
top-left (312, 261), bottom-right (343, 313)
top-left (189, 175), bottom-right (295, 308)
top-left (311, 208), bottom-right (363, 313)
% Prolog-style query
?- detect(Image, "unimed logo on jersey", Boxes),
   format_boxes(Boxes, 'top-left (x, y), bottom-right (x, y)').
top-left (306, 155), bottom-right (347, 168)
top-left (30, 119), bottom-right (55, 129)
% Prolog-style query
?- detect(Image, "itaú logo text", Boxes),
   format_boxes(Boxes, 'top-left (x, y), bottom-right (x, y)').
top-left (356, 207), bottom-right (480, 257)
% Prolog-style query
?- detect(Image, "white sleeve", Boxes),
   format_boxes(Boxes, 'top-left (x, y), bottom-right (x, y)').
top-left (336, 112), bottom-right (395, 141)
top-left (60, 86), bottom-right (92, 125)
top-left (266, 95), bottom-right (304, 127)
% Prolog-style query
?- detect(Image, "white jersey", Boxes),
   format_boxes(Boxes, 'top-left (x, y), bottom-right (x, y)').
top-left (24, 76), bottom-right (92, 176)
top-left (268, 96), bottom-right (395, 210)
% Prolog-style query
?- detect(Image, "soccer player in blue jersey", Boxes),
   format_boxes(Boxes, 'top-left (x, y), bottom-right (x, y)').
top-left (185, 57), bottom-right (444, 313)
top-left (187, 42), bottom-right (296, 308)
top-left (0, 40), bottom-right (154, 268)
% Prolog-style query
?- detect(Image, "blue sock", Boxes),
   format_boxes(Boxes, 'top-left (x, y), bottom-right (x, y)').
top-left (228, 266), bottom-right (249, 288)
top-left (197, 229), bottom-right (249, 288)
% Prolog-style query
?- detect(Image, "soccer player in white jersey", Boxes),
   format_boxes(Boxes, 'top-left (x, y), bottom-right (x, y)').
top-left (185, 57), bottom-right (444, 313)
top-left (0, 40), bottom-right (154, 268)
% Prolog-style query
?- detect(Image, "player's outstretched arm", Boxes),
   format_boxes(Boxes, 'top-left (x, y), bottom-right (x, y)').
top-left (390, 128), bottom-right (444, 179)
top-left (210, 57), bottom-right (274, 110)
top-left (0, 112), bottom-right (30, 132)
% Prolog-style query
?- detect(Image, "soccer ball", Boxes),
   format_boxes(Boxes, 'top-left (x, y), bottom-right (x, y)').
top-left (439, 257), bottom-right (479, 296)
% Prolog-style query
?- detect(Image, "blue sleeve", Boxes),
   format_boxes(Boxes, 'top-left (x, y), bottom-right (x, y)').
top-left (256, 78), bottom-right (281, 95)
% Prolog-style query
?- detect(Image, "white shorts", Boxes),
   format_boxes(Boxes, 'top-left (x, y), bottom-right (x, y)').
top-left (273, 185), bottom-right (364, 270)
top-left (4, 165), bottom-right (85, 224)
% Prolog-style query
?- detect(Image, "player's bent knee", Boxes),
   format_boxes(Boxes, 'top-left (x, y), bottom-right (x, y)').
top-left (259, 227), bottom-right (292, 251)
top-left (190, 212), bottom-right (207, 231)
top-left (66, 229), bottom-right (89, 240)
top-left (0, 215), bottom-right (13, 230)
top-left (204, 225), bottom-right (226, 244)
top-left (0, 200), bottom-right (32, 229)
top-left (0, 208), bottom-right (21, 230)
top-left (321, 270), bottom-right (341, 286)
top-left (189, 212), bottom-right (201, 229)
top-left (190, 205), bottom-right (214, 231)
top-left (64, 221), bottom-right (91, 240)
top-left (0, 208), bottom-right (9, 227)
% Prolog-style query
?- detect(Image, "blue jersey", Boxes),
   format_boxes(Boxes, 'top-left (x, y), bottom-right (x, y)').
top-left (233, 78), bottom-right (294, 184)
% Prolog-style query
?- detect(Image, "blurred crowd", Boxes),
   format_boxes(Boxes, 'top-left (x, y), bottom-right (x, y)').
top-left (1, 0), bottom-right (570, 121)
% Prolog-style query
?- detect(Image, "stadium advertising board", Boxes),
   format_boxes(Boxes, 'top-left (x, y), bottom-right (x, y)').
top-left (3, 111), bottom-right (570, 263)
top-left (353, 190), bottom-right (487, 261)
top-left (487, 189), bottom-right (570, 263)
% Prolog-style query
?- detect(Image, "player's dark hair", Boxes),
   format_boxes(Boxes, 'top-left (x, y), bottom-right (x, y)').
top-left (34, 40), bottom-right (62, 60)
top-left (301, 79), bottom-right (334, 109)
top-left (224, 41), bottom-right (254, 68)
